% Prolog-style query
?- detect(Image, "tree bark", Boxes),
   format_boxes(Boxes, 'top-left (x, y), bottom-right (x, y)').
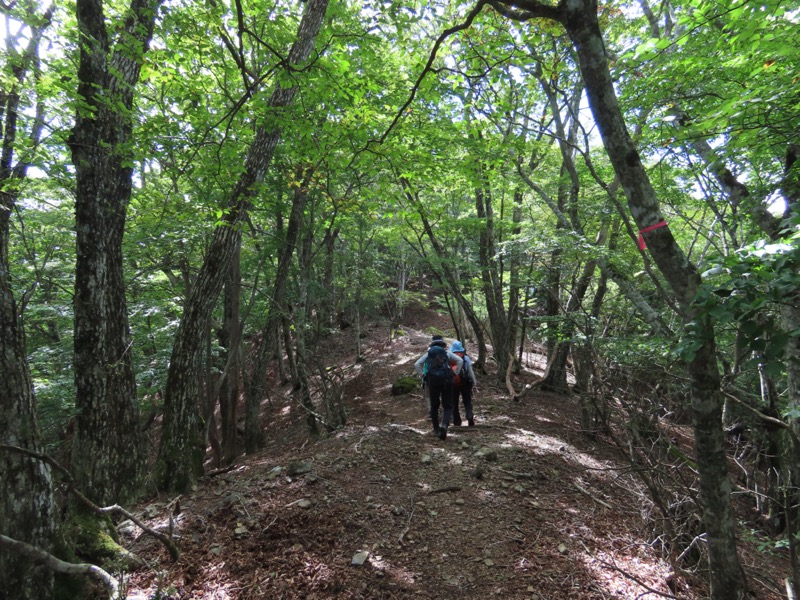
top-left (154, 0), bottom-right (329, 492)
top-left (1, 215), bottom-right (57, 598)
top-left (559, 3), bottom-right (745, 596)
top-left (475, 183), bottom-right (514, 381)
top-left (0, 11), bottom-right (58, 596)
top-left (220, 244), bottom-right (242, 464)
top-left (489, 0), bottom-right (746, 595)
top-left (68, 0), bottom-right (164, 505)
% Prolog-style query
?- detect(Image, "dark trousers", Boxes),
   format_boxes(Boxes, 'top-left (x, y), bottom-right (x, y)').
top-left (429, 382), bottom-right (454, 431)
top-left (452, 384), bottom-right (474, 424)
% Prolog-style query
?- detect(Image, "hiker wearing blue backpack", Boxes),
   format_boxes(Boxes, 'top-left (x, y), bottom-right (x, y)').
top-left (449, 340), bottom-right (477, 427)
top-left (414, 335), bottom-right (463, 440)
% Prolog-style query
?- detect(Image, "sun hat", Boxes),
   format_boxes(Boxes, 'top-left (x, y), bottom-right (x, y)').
top-left (450, 340), bottom-right (465, 353)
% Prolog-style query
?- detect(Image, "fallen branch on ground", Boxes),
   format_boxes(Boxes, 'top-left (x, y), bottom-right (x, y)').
top-left (0, 444), bottom-right (180, 561)
top-left (578, 540), bottom-right (681, 600)
top-left (428, 485), bottom-right (461, 494)
top-left (499, 468), bottom-right (537, 479)
top-left (398, 497), bottom-right (416, 543)
top-left (573, 481), bottom-right (613, 510)
top-left (506, 349), bottom-right (558, 402)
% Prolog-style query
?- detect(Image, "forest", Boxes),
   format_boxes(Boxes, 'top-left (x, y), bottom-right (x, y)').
top-left (1, 0), bottom-right (798, 598)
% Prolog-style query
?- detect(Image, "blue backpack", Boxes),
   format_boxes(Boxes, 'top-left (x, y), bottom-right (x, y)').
top-left (424, 345), bottom-right (453, 386)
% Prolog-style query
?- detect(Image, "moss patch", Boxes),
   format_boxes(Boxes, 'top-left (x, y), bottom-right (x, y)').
top-left (63, 508), bottom-right (131, 572)
top-left (391, 376), bottom-right (420, 396)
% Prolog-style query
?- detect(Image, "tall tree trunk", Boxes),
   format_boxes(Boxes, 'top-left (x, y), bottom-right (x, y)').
top-left (475, 184), bottom-right (513, 380)
top-left (538, 69), bottom-right (588, 392)
top-left (506, 188), bottom-right (524, 371)
top-left (244, 336), bottom-right (269, 454)
top-left (0, 13), bottom-right (58, 595)
top-left (491, 1), bottom-right (747, 595)
top-left (318, 226), bottom-right (340, 332)
top-left (542, 258), bottom-right (597, 393)
top-left (542, 250), bottom-right (562, 362)
top-left (561, 4), bottom-right (745, 596)
top-left (220, 244), bottom-right (242, 464)
top-left (154, 0), bottom-right (329, 492)
top-left (294, 203), bottom-right (319, 435)
top-left (1, 202), bottom-right (57, 600)
top-left (399, 177), bottom-right (489, 367)
top-left (68, 0), bottom-right (162, 505)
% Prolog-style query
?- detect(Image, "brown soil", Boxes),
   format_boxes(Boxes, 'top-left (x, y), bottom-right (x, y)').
top-left (122, 302), bottom-right (790, 600)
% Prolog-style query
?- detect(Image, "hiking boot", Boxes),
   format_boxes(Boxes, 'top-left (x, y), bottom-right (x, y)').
top-left (452, 420), bottom-right (462, 427)
top-left (439, 427), bottom-right (447, 440)
top-left (468, 418), bottom-right (475, 427)
top-left (433, 428), bottom-right (441, 436)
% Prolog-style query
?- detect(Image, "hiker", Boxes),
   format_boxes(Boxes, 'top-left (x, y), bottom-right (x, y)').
top-left (449, 340), bottom-right (477, 427)
top-left (414, 335), bottom-right (463, 440)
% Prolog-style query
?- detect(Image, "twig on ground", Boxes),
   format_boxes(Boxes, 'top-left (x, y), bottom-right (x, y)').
top-left (284, 498), bottom-right (309, 508)
top-left (677, 534), bottom-right (706, 563)
top-left (206, 464), bottom-right (238, 477)
top-left (499, 468), bottom-right (537, 479)
top-left (573, 481), bottom-right (613, 510)
top-left (428, 485), bottom-right (462, 494)
top-left (354, 434), bottom-right (370, 452)
top-left (398, 500), bottom-right (416, 543)
top-left (578, 540), bottom-right (682, 600)
top-left (261, 515), bottom-right (279, 533)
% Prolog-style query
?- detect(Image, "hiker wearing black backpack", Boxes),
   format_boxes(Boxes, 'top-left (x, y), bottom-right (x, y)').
top-left (414, 335), bottom-right (463, 440)
top-left (449, 340), bottom-right (477, 427)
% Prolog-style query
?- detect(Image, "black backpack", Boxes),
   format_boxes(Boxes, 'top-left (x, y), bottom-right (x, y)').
top-left (424, 345), bottom-right (453, 387)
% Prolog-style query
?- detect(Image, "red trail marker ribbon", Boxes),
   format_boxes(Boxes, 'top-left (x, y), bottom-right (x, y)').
top-left (637, 220), bottom-right (668, 250)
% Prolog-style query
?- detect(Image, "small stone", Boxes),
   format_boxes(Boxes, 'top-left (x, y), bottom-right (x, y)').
top-left (474, 447), bottom-right (498, 461)
top-left (421, 454), bottom-right (432, 464)
top-left (297, 499), bottom-right (312, 509)
top-left (287, 461), bottom-right (312, 476)
top-left (117, 520), bottom-right (136, 536)
top-left (351, 551), bottom-right (370, 566)
top-left (455, 498), bottom-right (465, 505)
